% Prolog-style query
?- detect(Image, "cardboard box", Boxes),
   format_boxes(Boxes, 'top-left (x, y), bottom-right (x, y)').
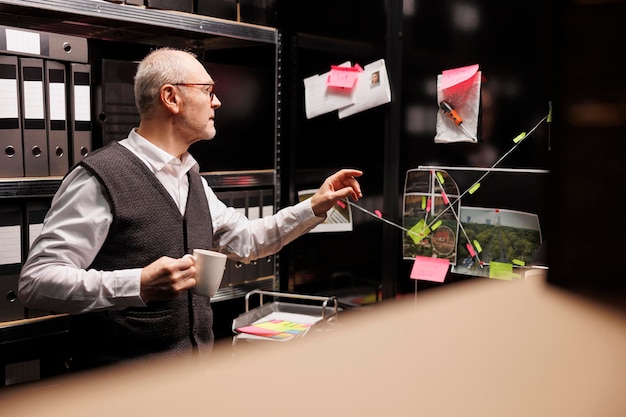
top-left (145, 0), bottom-right (193, 13)
top-left (239, 0), bottom-right (275, 26)
top-left (195, 0), bottom-right (238, 21)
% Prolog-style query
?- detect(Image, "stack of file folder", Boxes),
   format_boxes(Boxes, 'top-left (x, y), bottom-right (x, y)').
top-left (0, 24), bottom-right (90, 178)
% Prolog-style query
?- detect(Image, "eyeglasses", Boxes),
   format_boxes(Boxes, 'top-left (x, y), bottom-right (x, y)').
top-left (172, 83), bottom-right (215, 100)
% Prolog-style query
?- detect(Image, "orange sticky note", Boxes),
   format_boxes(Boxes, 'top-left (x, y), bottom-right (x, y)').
top-left (327, 65), bottom-right (360, 89)
top-left (410, 255), bottom-right (449, 283)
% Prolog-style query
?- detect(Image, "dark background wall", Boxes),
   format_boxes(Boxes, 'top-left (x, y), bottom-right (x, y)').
top-left (397, 1), bottom-right (554, 293)
top-left (548, 1), bottom-right (626, 295)
top-left (276, 0), bottom-right (559, 298)
top-left (212, 0), bottom-right (625, 331)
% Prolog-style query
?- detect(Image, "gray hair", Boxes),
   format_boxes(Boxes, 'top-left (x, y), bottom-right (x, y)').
top-left (134, 47), bottom-right (198, 116)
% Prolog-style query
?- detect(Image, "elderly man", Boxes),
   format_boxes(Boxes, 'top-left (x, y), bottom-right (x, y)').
top-left (19, 47), bottom-right (363, 370)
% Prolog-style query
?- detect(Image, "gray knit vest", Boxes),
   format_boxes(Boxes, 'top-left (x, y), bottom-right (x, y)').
top-left (68, 141), bottom-right (215, 369)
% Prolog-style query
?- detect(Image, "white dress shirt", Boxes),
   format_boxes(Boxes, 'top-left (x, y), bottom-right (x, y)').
top-left (18, 129), bottom-right (323, 314)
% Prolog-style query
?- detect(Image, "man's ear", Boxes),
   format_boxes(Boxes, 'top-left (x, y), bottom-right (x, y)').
top-left (161, 84), bottom-right (181, 114)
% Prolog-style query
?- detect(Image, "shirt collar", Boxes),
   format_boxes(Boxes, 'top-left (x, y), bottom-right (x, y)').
top-left (126, 128), bottom-right (199, 175)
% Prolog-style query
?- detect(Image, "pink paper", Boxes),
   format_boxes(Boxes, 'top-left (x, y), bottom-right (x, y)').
top-left (410, 255), bottom-right (449, 283)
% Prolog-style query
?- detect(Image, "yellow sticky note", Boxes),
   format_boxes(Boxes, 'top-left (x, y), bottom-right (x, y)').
top-left (431, 220), bottom-right (442, 230)
top-left (469, 183), bottom-right (481, 194)
top-left (473, 239), bottom-right (482, 253)
top-left (436, 172), bottom-right (445, 185)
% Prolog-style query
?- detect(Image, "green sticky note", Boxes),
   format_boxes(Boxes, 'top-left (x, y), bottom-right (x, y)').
top-left (512, 259), bottom-right (525, 266)
top-left (431, 220), bottom-right (442, 230)
top-left (407, 219), bottom-right (431, 244)
top-left (473, 239), bottom-right (482, 253)
top-left (421, 196), bottom-right (426, 210)
top-left (469, 183), bottom-right (481, 194)
top-left (489, 261), bottom-right (514, 280)
top-left (513, 132), bottom-right (526, 143)
top-left (436, 172), bottom-right (445, 185)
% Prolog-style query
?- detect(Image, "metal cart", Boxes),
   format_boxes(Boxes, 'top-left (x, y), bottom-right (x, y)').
top-left (231, 290), bottom-right (339, 347)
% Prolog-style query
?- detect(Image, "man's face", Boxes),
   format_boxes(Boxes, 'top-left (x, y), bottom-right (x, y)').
top-left (177, 60), bottom-right (221, 143)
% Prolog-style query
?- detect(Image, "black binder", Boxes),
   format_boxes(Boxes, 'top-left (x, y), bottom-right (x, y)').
top-left (19, 57), bottom-right (49, 177)
top-left (23, 201), bottom-right (54, 318)
top-left (0, 54), bottom-right (24, 177)
top-left (96, 59), bottom-right (140, 146)
top-left (195, 0), bottom-right (238, 20)
top-left (228, 190), bottom-right (248, 286)
top-left (69, 63), bottom-right (92, 165)
top-left (258, 188), bottom-right (275, 278)
top-left (214, 191), bottom-right (232, 289)
top-left (244, 189), bottom-right (261, 283)
top-left (0, 24), bottom-right (88, 63)
top-left (45, 60), bottom-right (70, 176)
top-left (0, 204), bottom-right (25, 321)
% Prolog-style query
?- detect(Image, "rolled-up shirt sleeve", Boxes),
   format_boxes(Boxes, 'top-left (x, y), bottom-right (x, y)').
top-left (18, 167), bottom-right (145, 314)
top-left (206, 180), bottom-right (324, 263)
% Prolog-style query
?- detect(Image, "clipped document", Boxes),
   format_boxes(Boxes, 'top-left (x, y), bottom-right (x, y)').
top-left (338, 58), bottom-right (391, 119)
top-left (435, 64), bottom-right (481, 143)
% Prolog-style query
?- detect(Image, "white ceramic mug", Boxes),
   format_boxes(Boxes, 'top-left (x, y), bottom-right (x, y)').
top-left (191, 249), bottom-right (227, 298)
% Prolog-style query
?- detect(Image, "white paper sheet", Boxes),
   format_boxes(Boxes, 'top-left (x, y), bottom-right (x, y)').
top-left (298, 189), bottom-right (353, 233)
top-left (303, 61), bottom-right (355, 119)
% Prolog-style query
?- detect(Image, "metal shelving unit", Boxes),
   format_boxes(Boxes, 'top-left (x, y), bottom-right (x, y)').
top-left (0, 0), bottom-right (277, 46)
top-left (0, 0), bottom-right (281, 310)
top-left (0, 170), bottom-right (276, 199)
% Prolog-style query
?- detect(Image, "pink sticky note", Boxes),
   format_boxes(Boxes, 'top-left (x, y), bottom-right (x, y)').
top-left (327, 65), bottom-right (360, 89)
top-left (410, 256), bottom-right (449, 283)
top-left (426, 197), bottom-right (431, 213)
top-left (336, 200), bottom-right (346, 209)
top-left (440, 64), bottom-right (480, 90)
top-left (236, 325), bottom-right (279, 337)
top-left (374, 209), bottom-right (382, 218)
